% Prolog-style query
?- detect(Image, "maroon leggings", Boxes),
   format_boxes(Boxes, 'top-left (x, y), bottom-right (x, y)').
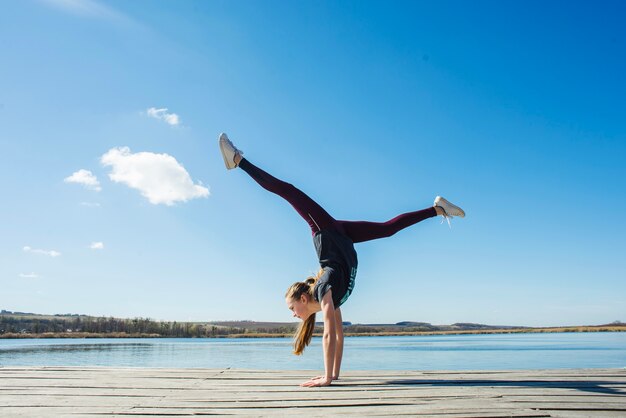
top-left (239, 158), bottom-right (436, 243)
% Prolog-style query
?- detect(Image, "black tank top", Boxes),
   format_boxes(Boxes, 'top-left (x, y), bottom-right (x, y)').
top-left (312, 229), bottom-right (358, 308)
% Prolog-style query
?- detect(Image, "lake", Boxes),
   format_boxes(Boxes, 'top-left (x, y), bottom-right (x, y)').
top-left (1, 332), bottom-right (625, 370)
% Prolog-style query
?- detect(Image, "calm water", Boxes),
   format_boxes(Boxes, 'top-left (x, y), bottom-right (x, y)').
top-left (1, 333), bottom-right (625, 370)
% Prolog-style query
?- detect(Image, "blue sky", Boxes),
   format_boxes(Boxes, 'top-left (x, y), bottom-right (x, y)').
top-left (1, 0), bottom-right (624, 327)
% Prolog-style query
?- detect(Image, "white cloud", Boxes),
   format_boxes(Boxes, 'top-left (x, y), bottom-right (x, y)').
top-left (80, 202), bottom-right (101, 207)
top-left (19, 272), bottom-right (40, 279)
top-left (65, 169), bottom-right (101, 192)
top-left (100, 147), bottom-right (209, 206)
top-left (146, 107), bottom-right (180, 126)
top-left (89, 242), bottom-right (104, 250)
top-left (23, 246), bottom-right (61, 257)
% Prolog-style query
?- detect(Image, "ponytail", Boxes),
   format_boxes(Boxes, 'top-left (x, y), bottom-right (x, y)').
top-left (293, 311), bottom-right (316, 355)
top-left (285, 270), bottom-right (323, 355)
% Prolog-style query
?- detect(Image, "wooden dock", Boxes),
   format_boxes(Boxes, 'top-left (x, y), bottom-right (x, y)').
top-left (1, 367), bottom-right (625, 417)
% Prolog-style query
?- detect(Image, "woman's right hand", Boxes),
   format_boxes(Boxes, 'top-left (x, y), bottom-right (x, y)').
top-left (311, 375), bottom-right (338, 380)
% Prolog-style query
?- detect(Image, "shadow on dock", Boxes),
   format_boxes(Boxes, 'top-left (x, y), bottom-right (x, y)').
top-left (375, 378), bottom-right (626, 395)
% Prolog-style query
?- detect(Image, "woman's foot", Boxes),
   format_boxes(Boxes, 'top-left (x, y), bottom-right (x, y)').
top-left (218, 133), bottom-right (243, 169)
top-left (434, 196), bottom-right (465, 226)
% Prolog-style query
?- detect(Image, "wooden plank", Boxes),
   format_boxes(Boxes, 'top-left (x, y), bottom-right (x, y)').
top-left (0, 367), bottom-right (624, 417)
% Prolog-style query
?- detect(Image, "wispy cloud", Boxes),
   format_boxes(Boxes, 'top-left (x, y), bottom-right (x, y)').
top-left (80, 201), bottom-right (101, 207)
top-left (19, 272), bottom-right (41, 279)
top-left (40, 0), bottom-right (127, 22)
top-left (23, 246), bottom-right (61, 257)
top-left (101, 146), bottom-right (209, 206)
top-left (89, 242), bottom-right (104, 250)
top-left (65, 169), bottom-right (101, 192)
top-left (146, 107), bottom-right (180, 126)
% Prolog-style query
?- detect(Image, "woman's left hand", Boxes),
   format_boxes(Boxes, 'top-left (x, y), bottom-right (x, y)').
top-left (300, 376), bottom-right (332, 387)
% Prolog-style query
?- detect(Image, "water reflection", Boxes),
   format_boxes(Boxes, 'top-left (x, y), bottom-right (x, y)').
top-left (1, 343), bottom-right (153, 354)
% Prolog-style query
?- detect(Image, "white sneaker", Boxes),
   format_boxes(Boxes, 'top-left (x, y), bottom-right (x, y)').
top-left (218, 133), bottom-right (243, 170)
top-left (434, 196), bottom-right (465, 227)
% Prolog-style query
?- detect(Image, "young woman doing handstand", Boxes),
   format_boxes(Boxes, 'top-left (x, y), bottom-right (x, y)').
top-left (218, 133), bottom-right (465, 387)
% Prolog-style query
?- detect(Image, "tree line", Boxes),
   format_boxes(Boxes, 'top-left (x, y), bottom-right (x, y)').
top-left (0, 314), bottom-right (296, 338)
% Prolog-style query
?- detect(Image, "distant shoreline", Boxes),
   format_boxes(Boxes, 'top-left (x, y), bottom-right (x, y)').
top-left (3, 311), bottom-right (624, 339)
top-left (2, 325), bottom-right (625, 339)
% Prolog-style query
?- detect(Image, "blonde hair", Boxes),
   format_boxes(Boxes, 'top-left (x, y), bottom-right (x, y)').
top-left (285, 269), bottom-right (323, 355)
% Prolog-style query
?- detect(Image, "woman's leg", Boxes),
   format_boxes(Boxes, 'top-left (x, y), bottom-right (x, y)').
top-left (337, 207), bottom-right (437, 243)
top-left (239, 158), bottom-right (337, 234)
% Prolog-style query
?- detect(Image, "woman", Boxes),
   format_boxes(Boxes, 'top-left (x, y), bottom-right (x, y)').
top-left (218, 133), bottom-right (465, 387)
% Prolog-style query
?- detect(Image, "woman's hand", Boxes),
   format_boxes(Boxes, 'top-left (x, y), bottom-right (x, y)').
top-left (310, 375), bottom-right (338, 381)
top-left (300, 376), bottom-right (332, 387)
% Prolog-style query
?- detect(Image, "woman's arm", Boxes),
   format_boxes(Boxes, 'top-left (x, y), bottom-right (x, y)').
top-left (333, 307), bottom-right (344, 379)
top-left (309, 307), bottom-right (344, 381)
top-left (300, 290), bottom-right (335, 387)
